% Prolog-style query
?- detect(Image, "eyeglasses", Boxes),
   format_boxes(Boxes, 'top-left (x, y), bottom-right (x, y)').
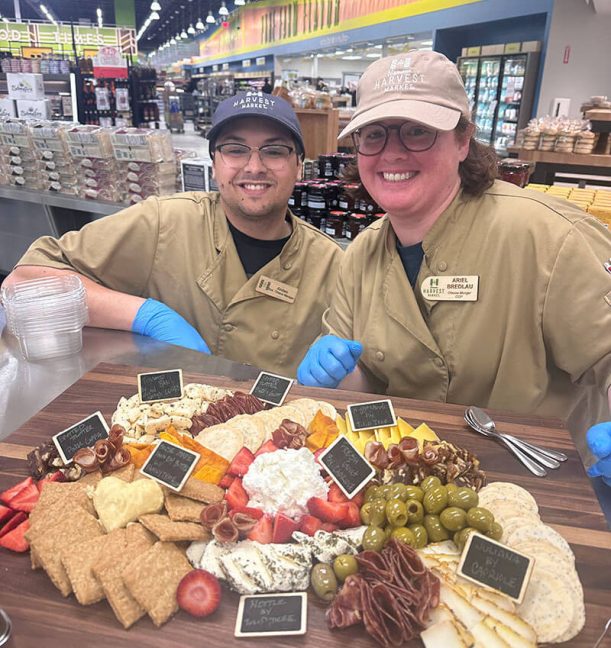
top-left (353, 122), bottom-right (438, 156)
top-left (214, 142), bottom-right (295, 169)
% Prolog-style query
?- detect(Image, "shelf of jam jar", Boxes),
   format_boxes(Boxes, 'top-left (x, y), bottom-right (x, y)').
top-left (507, 147), bottom-right (611, 166)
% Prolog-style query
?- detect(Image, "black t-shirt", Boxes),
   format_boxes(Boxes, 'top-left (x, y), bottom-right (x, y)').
top-left (396, 241), bottom-right (424, 287)
top-left (227, 219), bottom-right (290, 278)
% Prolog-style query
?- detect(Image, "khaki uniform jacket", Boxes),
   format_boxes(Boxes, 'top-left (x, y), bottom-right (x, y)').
top-left (325, 180), bottom-right (611, 432)
top-left (18, 192), bottom-right (342, 376)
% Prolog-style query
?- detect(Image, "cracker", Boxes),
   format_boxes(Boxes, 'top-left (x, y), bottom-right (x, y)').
top-left (121, 541), bottom-right (192, 627)
top-left (227, 415), bottom-right (266, 453)
top-left (29, 481), bottom-right (94, 532)
top-left (478, 482), bottom-right (539, 514)
top-left (61, 528), bottom-right (126, 605)
top-left (506, 523), bottom-right (573, 559)
top-left (30, 507), bottom-right (104, 596)
top-left (195, 425), bottom-right (243, 461)
top-left (274, 405), bottom-right (307, 428)
top-left (138, 514), bottom-right (208, 542)
top-left (79, 470), bottom-right (104, 487)
top-left (164, 491), bottom-right (205, 523)
top-left (179, 477), bottom-right (224, 503)
top-left (109, 464), bottom-right (136, 482)
top-left (93, 523), bottom-right (155, 629)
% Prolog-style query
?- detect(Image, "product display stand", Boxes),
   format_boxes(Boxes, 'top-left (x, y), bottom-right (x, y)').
top-left (294, 108), bottom-right (340, 159)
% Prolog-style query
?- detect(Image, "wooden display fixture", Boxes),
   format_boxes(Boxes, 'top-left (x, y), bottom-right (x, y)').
top-left (294, 108), bottom-right (339, 159)
top-left (585, 109), bottom-right (611, 155)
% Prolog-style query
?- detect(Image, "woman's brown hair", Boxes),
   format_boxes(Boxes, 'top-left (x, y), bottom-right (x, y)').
top-left (341, 116), bottom-right (498, 202)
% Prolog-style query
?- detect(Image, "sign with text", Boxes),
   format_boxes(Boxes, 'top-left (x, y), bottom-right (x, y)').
top-left (138, 369), bottom-right (184, 403)
top-left (347, 399), bottom-right (396, 432)
top-left (458, 533), bottom-right (533, 603)
top-left (250, 371), bottom-right (293, 406)
top-left (140, 440), bottom-right (199, 491)
top-left (52, 411), bottom-right (109, 464)
top-left (318, 435), bottom-right (375, 499)
top-left (235, 592), bottom-right (307, 637)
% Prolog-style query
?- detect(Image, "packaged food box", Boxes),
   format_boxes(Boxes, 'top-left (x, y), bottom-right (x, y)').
top-left (6, 72), bottom-right (45, 100)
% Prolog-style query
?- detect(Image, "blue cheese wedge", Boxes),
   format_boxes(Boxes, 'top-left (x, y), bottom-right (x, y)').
top-left (186, 539), bottom-right (209, 567)
top-left (311, 530), bottom-right (358, 563)
top-left (228, 544), bottom-right (274, 592)
top-left (220, 553), bottom-right (260, 595)
top-left (198, 539), bottom-right (231, 580)
top-left (334, 526), bottom-right (366, 549)
top-left (259, 543), bottom-right (312, 591)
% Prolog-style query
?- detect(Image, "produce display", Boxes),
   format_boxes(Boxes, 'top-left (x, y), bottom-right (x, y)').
top-left (0, 380), bottom-right (587, 647)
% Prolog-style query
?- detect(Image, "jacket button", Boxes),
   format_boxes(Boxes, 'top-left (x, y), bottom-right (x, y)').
top-left (438, 261), bottom-right (448, 272)
top-left (283, 263), bottom-right (292, 270)
top-left (376, 351), bottom-right (384, 361)
top-left (434, 357), bottom-right (444, 367)
top-left (224, 324), bottom-right (234, 332)
top-left (271, 330), bottom-right (280, 339)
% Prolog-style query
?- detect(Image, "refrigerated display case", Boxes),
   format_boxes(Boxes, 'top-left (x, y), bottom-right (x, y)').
top-left (458, 51), bottom-right (540, 154)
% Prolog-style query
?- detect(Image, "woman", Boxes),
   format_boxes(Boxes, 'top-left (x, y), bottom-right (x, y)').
top-left (297, 50), bottom-right (611, 482)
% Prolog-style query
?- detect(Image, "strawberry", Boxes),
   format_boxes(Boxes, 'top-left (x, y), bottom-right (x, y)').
top-left (0, 505), bottom-right (15, 528)
top-left (247, 515), bottom-right (273, 544)
top-left (0, 518), bottom-right (29, 552)
top-left (313, 448), bottom-right (327, 468)
top-left (0, 476), bottom-right (34, 506)
top-left (254, 440), bottom-right (278, 456)
top-left (350, 488), bottom-right (365, 508)
top-left (299, 514), bottom-right (322, 536)
top-left (272, 513), bottom-right (300, 543)
top-left (176, 569), bottom-right (221, 618)
top-left (218, 474), bottom-right (234, 489)
top-left (9, 482), bottom-right (40, 513)
top-left (227, 447), bottom-right (255, 478)
top-left (0, 511), bottom-right (27, 539)
top-left (229, 505), bottom-right (264, 520)
top-left (320, 522), bottom-right (339, 533)
top-left (338, 502), bottom-right (361, 529)
top-left (307, 497), bottom-right (347, 523)
top-left (36, 471), bottom-right (66, 492)
top-left (224, 478), bottom-right (249, 509)
top-left (328, 483), bottom-right (349, 503)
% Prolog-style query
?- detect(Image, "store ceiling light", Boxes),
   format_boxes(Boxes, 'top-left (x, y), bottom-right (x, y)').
top-left (187, 23), bottom-right (196, 34)
top-left (170, 36), bottom-right (176, 44)
top-left (206, 11), bottom-right (216, 23)
top-left (96, 7), bottom-right (103, 27)
top-left (234, 0), bottom-right (245, 5)
top-left (150, 1), bottom-right (161, 10)
top-left (219, 2), bottom-right (229, 16)
top-left (196, 17), bottom-right (204, 29)
top-left (175, 32), bottom-right (182, 40)
top-left (180, 27), bottom-right (188, 38)
top-left (151, 11), bottom-right (160, 20)
top-left (39, 3), bottom-right (58, 26)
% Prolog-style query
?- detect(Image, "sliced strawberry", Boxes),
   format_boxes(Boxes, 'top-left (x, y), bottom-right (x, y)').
top-left (307, 497), bottom-right (347, 523)
top-left (247, 515), bottom-right (273, 544)
top-left (254, 440), bottom-right (278, 456)
top-left (9, 482), bottom-right (40, 513)
top-left (176, 569), bottom-right (221, 618)
top-left (350, 488), bottom-right (365, 508)
top-left (229, 505), bottom-right (264, 520)
top-left (224, 478), bottom-right (249, 509)
top-left (272, 513), bottom-right (300, 543)
top-left (299, 514), bottom-right (322, 536)
top-left (0, 511), bottom-right (27, 539)
top-left (328, 483), bottom-right (349, 503)
top-left (321, 522), bottom-right (339, 533)
top-left (227, 447), bottom-right (255, 478)
top-left (338, 502), bottom-right (361, 529)
top-left (36, 471), bottom-right (66, 492)
top-left (0, 476), bottom-right (34, 506)
top-left (0, 517), bottom-right (29, 551)
top-left (218, 474), bottom-right (234, 489)
top-left (0, 505), bottom-right (15, 527)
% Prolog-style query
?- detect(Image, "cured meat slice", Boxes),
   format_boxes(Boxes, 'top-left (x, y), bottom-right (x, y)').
top-left (212, 517), bottom-right (239, 543)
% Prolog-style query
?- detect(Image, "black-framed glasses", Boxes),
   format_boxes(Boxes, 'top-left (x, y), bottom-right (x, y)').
top-left (214, 142), bottom-right (295, 169)
top-left (353, 122), bottom-right (438, 156)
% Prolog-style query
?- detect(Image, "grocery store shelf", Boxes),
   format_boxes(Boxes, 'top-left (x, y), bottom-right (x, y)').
top-left (0, 185), bottom-right (123, 216)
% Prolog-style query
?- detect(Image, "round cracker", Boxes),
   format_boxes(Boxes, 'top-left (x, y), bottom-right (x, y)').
top-left (254, 409), bottom-right (292, 440)
top-left (289, 398), bottom-right (323, 424)
top-left (276, 404), bottom-right (308, 427)
top-left (478, 482), bottom-right (539, 514)
top-left (505, 523), bottom-right (573, 560)
top-left (510, 539), bottom-right (574, 570)
top-left (316, 400), bottom-right (337, 420)
top-left (499, 516), bottom-right (541, 543)
top-left (227, 416), bottom-right (266, 453)
top-left (195, 425), bottom-right (243, 461)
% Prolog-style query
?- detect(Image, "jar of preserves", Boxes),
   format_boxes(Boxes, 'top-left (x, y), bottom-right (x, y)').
top-left (498, 159), bottom-right (531, 188)
top-left (325, 211), bottom-right (346, 238)
top-left (307, 209), bottom-right (326, 230)
top-left (318, 155), bottom-right (335, 179)
top-left (289, 181), bottom-right (307, 212)
top-left (307, 184), bottom-right (327, 211)
top-left (338, 184), bottom-right (358, 212)
top-left (345, 213), bottom-right (367, 240)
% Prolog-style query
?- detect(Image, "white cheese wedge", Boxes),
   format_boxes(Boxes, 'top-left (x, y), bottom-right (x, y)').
top-left (198, 539), bottom-right (231, 581)
top-left (230, 544), bottom-right (274, 592)
top-left (220, 553), bottom-right (260, 595)
top-left (440, 584), bottom-right (484, 631)
top-left (421, 620), bottom-right (469, 648)
top-left (472, 620), bottom-right (511, 648)
top-left (186, 539), bottom-right (209, 568)
top-left (472, 597), bottom-right (537, 643)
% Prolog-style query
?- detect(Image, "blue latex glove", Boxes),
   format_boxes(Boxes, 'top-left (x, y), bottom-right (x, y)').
top-left (297, 335), bottom-right (363, 388)
top-left (586, 422), bottom-right (611, 487)
top-left (132, 298), bottom-right (211, 354)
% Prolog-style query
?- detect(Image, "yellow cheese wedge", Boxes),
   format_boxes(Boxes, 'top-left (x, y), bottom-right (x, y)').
top-left (376, 426), bottom-right (394, 449)
top-left (397, 417), bottom-right (415, 439)
top-left (336, 415), bottom-right (347, 435)
top-left (410, 422), bottom-right (440, 450)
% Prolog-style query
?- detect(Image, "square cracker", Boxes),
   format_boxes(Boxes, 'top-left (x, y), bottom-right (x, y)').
top-left (109, 464), bottom-right (136, 482)
top-left (121, 541), bottom-right (192, 627)
top-left (29, 481), bottom-right (94, 533)
top-left (178, 477), bottom-right (223, 504)
top-left (79, 470), bottom-right (104, 486)
top-left (164, 491), bottom-right (205, 523)
top-left (93, 523), bottom-right (155, 629)
top-left (30, 507), bottom-right (104, 596)
top-left (138, 514), bottom-right (208, 542)
top-left (62, 528), bottom-right (126, 605)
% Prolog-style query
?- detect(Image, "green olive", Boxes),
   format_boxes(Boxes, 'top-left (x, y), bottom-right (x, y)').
top-left (364, 485), bottom-right (382, 502)
top-left (445, 482), bottom-right (459, 494)
top-left (405, 499), bottom-right (424, 524)
top-left (439, 506), bottom-right (468, 532)
top-left (404, 485), bottom-right (424, 502)
top-left (388, 483), bottom-right (409, 501)
top-left (390, 526), bottom-right (416, 547)
top-left (454, 526), bottom-right (477, 550)
top-left (423, 514), bottom-right (450, 543)
top-left (332, 554), bottom-right (359, 582)
top-left (485, 521), bottom-right (504, 541)
top-left (420, 476), bottom-right (442, 492)
top-left (408, 523), bottom-right (428, 549)
top-left (369, 498), bottom-right (387, 527)
top-left (379, 484), bottom-right (393, 500)
top-left (448, 487), bottom-right (479, 510)
top-left (384, 525), bottom-right (394, 540)
top-left (360, 502), bottom-right (373, 525)
top-left (362, 525), bottom-right (386, 552)
top-left (310, 563), bottom-right (338, 601)
top-left (385, 499), bottom-right (408, 527)
top-left (466, 507), bottom-right (495, 533)
top-left (422, 485), bottom-right (448, 515)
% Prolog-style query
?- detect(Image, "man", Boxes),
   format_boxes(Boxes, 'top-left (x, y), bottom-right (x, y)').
top-left (5, 92), bottom-right (342, 375)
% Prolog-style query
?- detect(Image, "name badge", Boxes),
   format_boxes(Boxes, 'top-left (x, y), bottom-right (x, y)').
top-left (256, 275), bottom-right (297, 303)
top-left (421, 275), bottom-right (479, 301)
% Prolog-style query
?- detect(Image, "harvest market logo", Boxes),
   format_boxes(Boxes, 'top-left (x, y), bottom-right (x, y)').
top-left (374, 56), bottom-right (425, 94)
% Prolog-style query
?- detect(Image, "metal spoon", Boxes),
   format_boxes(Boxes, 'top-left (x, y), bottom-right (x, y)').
top-left (593, 617), bottom-right (611, 648)
top-left (464, 409), bottom-right (547, 477)
top-left (468, 406), bottom-right (567, 463)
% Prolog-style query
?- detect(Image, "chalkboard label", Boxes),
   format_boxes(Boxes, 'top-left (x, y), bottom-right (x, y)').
top-left (52, 411), bottom-right (109, 464)
top-left (458, 533), bottom-right (534, 603)
top-left (250, 371), bottom-right (293, 406)
top-left (234, 592), bottom-right (307, 637)
top-left (347, 399), bottom-right (396, 432)
top-left (140, 440), bottom-right (199, 491)
top-left (319, 435), bottom-right (375, 499)
top-left (138, 369), bottom-right (184, 403)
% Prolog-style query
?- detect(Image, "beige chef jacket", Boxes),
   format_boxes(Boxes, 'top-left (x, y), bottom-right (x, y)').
top-left (18, 192), bottom-right (342, 376)
top-left (324, 180), bottom-right (611, 432)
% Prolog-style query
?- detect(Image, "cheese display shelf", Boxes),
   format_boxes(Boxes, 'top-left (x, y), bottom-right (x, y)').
top-left (0, 359), bottom-right (610, 648)
top-left (507, 147), bottom-right (611, 184)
